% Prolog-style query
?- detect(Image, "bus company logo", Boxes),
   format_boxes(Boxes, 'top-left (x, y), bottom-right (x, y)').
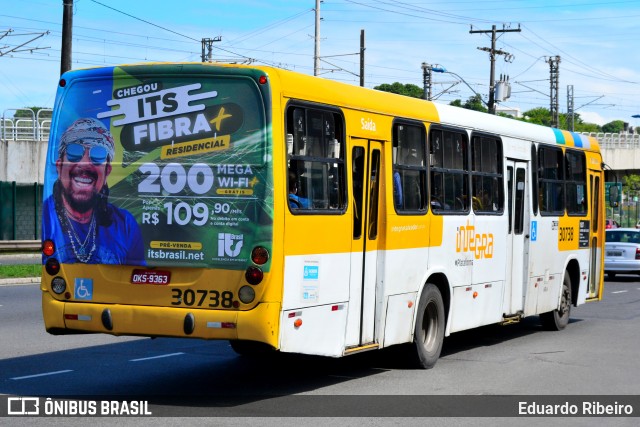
top-left (455, 220), bottom-right (494, 259)
top-left (217, 233), bottom-right (243, 258)
top-left (7, 397), bottom-right (39, 415)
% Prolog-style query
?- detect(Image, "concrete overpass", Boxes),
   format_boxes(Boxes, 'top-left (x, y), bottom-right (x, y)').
top-left (596, 133), bottom-right (640, 181)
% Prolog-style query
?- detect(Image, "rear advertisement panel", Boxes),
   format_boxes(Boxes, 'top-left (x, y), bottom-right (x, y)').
top-left (43, 65), bottom-right (272, 270)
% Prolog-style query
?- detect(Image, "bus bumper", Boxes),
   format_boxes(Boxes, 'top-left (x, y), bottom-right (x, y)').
top-left (42, 291), bottom-right (280, 348)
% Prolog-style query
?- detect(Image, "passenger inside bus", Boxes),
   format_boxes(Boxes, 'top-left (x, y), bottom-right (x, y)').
top-left (393, 170), bottom-right (403, 209)
top-left (288, 171), bottom-right (310, 209)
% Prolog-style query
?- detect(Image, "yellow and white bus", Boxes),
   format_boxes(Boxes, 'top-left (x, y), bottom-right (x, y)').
top-left (41, 63), bottom-right (604, 368)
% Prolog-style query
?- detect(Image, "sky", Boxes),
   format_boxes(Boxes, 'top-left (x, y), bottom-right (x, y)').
top-left (1, 0), bottom-right (640, 129)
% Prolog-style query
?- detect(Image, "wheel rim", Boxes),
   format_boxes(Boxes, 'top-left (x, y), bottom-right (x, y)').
top-left (420, 299), bottom-right (439, 352)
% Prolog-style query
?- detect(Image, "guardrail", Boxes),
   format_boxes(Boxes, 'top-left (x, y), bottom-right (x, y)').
top-left (1, 108), bottom-right (52, 141)
top-left (581, 132), bottom-right (640, 149)
top-left (0, 240), bottom-right (41, 252)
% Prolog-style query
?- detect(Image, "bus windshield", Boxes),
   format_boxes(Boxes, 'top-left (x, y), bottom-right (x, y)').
top-left (43, 66), bottom-right (271, 270)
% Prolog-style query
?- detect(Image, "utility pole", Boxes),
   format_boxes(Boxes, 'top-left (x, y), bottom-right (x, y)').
top-left (421, 63), bottom-right (432, 100)
top-left (314, 0), bottom-right (321, 76)
top-left (567, 85), bottom-right (574, 131)
top-left (360, 29), bottom-right (365, 87)
top-left (547, 55), bottom-right (561, 128)
top-left (201, 37), bottom-right (222, 63)
top-left (470, 24), bottom-right (520, 114)
top-left (61, 0), bottom-right (73, 75)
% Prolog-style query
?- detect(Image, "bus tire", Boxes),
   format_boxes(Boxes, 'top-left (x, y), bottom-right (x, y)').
top-left (412, 283), bottom-right (445, 369)
top-left (540, 271), bottom-right (571, 331)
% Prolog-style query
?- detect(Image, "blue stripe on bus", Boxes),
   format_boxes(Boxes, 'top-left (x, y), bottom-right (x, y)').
top-left (570, 132), bottom-right (587, 148)
top-left (552, 128), bottom-right (566, 145)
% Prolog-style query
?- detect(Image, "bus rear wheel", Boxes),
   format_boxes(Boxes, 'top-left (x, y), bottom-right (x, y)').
top-left (412, 283), bottom-right (445, 369)
top-left (540, 271), bottom-right (572, 331)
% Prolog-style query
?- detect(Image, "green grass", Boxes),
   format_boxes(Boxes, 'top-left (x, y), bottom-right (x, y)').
top-left (0, 264), bottom-right (41, 279)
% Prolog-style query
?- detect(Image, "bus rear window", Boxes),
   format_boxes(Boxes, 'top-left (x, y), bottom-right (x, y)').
top-left (43, 68), bottom-right (271, 269)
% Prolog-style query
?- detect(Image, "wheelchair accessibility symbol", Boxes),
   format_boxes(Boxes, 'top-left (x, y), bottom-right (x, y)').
top-left (74, 278), bottom-right (93, 300)
top-left (531, 221), bottom-right (538, 242)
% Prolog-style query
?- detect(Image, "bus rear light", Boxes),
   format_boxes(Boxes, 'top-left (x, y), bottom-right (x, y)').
top-left (42, 240), bottom-right (55, 256)
top-left (59, 78), bottom-right (66, 87)
top-left (51, 276), bottom-right (66, 294)
top-left (293, 318), bottom-right (302, 328)
top-left (45, 258), bottom-right (60, 276)
top-left (259, 75), bottom-right (267, 85)
top-left (251, 246), bottom-right (269, 265)
top-left (636, 248), bottom-right (640, 260)
top-left (238, 285), bottom-right (255, 304)
top-left (64, 314), bottom-right (91, 321)
top-left (245, 266), bottom-right (263, 285)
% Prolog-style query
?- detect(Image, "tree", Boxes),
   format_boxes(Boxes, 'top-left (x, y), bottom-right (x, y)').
top-left (521, 107), bottom-right (551, 126)
top-left (602, 120), bottom-right (625, 133)
top-left (448, 94), bottom-right (487, 113)
top-left (13, 107), bottom-right (51, 120)
top-left (462, 94), bottom-right (487, 113)
top-left (374, 82), bottom-right (423, 98)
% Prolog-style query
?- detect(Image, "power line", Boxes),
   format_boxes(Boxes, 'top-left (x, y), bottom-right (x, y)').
top-left (87, 0), bottom-right (199, 42)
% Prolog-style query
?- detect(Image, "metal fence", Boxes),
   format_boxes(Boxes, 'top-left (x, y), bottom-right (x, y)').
top-left (0, 181), bottom-right (42, 241)
top-left (581, 132), bottom-right (640, 149)
top-left (1, 108), bottom-right (52, 141)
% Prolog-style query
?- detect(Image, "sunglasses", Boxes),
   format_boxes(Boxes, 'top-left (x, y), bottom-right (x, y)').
top-left (65, 143), bottom-right (109, 165)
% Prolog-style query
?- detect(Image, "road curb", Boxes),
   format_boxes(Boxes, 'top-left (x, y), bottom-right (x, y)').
top-left (0, 277), bottom-right (40, 286)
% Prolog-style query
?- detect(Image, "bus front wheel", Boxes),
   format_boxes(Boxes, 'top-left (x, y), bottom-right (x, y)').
top-left (540, 271), bottom-right (572, 331)
top-left (412, 283), bottom-right (445, 369)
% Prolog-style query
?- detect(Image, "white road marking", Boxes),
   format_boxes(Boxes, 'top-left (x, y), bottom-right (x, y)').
top-left (11, 369), bottom-right (73, 380)
top-left (611, 290), bottom-right (628, 294)
top-left (130, 352), bottom-right (185, 362)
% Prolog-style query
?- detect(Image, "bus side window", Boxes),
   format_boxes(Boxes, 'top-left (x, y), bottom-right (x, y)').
top-left (566, 149), bottom-right (587, 216)
top-left (392, 121), bottom-right (427, 213)
top-left (538, 146), bottom-right (565, 216)
top-left (285, 105), bottom-right (346, 213)
top-left (471, 134), bottom-right (503, 214)
top-left (430, 127), bottom-right (469, 214)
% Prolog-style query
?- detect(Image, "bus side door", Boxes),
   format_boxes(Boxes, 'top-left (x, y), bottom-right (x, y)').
top-left (587, 170), bottom-right (603, 300)
top-left (345, 139), bottom-right (383, 348)
top-left (505, 160), bottom-right (531, 315)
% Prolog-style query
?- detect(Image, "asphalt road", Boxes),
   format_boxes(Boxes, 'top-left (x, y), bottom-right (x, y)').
top-left (0, 278), bottom-right (639, 425)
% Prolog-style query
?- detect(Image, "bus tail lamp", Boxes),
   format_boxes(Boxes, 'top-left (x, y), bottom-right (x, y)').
top-left (238, 286), bottom-right (255, 304)
top-left (251, 246), bottom-right (269, 265)
top-left (59, 79), bottom-right (66, 87)
top-left (51, 277), bottom-right (66, 295)
top-left (259, 75), bottom-right (267, 85)
top-left (245, 266), bottom-right (263, 285)
top-left (42, 240), bottom-right (55, 256)
top-left (636, 248), bottom-right (640, 260)
top-left (293, 318), bottom-right (302, 328)
top-left (45, 258), bottom-right (60, 276)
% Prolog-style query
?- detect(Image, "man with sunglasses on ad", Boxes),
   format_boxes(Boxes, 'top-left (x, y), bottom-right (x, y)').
top-left (42, 117), bottom-right (145, 265)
